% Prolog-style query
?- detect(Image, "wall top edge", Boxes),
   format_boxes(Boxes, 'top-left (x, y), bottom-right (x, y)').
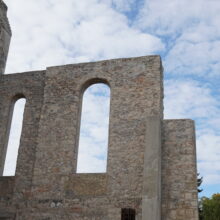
top-left (163, 119), bottom-right (194, 122)
top-left (3, 70), bottom-right (46, 76)
top-left (46, 55), bottom-right (162, 70)
top-left (3, 55), bottom-right (162, 76)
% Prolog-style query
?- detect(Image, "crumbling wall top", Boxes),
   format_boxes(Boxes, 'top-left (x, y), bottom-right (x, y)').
top-left (0, 0), bottom-right (11, 35)
top-left (0, 0), bottom-right (7, 11)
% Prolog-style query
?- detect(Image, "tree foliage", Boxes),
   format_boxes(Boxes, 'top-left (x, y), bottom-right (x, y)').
top-left (197, 173), bottom-right (203, 193)
top-left (197, 173), bottom-right (203, 219)
top-left (200, 194), bottom-right (220, 220)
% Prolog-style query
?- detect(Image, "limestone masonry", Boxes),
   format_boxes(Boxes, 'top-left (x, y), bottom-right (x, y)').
top-left (0, 1), bottom-right (199, 219)
top-left (0, 0), bottom-right (11, 74)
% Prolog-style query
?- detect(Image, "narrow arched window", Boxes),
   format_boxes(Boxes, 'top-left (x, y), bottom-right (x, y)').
top-left (77, 83), bottom-right (110, 173)
top-left (3, 98), bottom-right (26, 176)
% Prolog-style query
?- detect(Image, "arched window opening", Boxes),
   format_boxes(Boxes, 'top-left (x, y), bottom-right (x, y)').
top-left (77, 83), bottom-right (110, 173)
top-left (3, 98), bottom-right (26, 176)
top-left (121, 208), bottom-right (136, 220)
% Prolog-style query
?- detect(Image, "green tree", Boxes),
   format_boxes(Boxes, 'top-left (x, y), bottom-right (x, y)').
top-left (197, 173), bottom-right (203, 220)
top-left (200, 194), bottom-right (220, 220)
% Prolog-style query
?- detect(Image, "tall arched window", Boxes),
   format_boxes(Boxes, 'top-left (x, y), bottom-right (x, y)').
top-left (3, 98), bottom-right (26, 176)
top-left (77, 83), bottom-right (110, 173)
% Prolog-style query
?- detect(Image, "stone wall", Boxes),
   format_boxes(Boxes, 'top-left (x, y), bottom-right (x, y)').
top-left (0, 71), bottom-right (45, 211)
top-left (0, 0), bottom-right (11, 74)
top-left (30, 56), bottom-right (162, 220)
top-left (0, 177), bottom-right (15, 218)
top-left (0, 56), bottom-right (198, 220)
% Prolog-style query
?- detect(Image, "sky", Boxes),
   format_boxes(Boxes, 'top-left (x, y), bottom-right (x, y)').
top-left (2, 0), bottom-right (220, 198)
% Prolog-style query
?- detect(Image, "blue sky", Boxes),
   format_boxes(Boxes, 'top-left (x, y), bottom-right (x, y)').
top-left (3, 0), bottom-right (220, 198)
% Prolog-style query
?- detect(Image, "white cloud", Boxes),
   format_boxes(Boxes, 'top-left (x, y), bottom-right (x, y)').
top-left (165, 79), bottom-right (220, 187)
top-left (165, 36), bottom-right (220, 77)
top-left (81, 88), bottom-right (110, 126)
top-left (137, 0), bottom-right (220, 36)
top-left (197, 132), bottom-right (220, 185)
top-left (4, 0), bottom-right (163, 73)
top-left (136, 0), bottom-right (220, 77)
top-left (164, 79), bottom-right (219, 119)
top-left (198, 132), bottom-right (220, 162)
top-left (77, 153), bottom-right (107, 173)
top-left (77, 84), bottom-right (110, 173)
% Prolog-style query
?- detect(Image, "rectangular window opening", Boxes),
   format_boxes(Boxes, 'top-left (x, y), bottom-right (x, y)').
top-left (121, 208), bottom-right (136, 220)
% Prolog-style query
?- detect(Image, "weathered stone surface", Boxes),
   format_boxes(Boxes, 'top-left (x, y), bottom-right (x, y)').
top-left (0, 71), bottom-right (46, 207)
top-left (162, 119), bottom-right (199, 220)
top-left (0, 0), bottom-right (11, 74)
top-left (142, 116), bottom-right (161, 220)
top-left (0, 177), bottom-right (14, 196)
top-left (0, 177), bottom-right (14, 219)
top-left (65, 174), bottom-right (107, 197)
top-left (0, 55), bottom-right (198, 220)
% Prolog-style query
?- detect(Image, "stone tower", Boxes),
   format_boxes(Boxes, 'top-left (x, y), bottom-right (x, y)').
top-left (0, 0), bottom-right (11, 74)
top-left (0, 2), bottom-right (199, 220)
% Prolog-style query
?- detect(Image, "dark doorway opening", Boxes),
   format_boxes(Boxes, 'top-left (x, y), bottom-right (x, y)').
top-left (121, 208), bottom-right (135, 220)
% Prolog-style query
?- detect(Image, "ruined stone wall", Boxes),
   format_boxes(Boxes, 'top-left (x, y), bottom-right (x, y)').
top-left (29, 56), bottom-right (162, 220)
top-left (0, 177), bottom-right (14, 218)
top-left (162, 120), bottom-right (199, 220)
top-left (0, 56), bottom-right (198, 220)
top-left (0, 71), bottom-right (45, 217)
top-left (0, 0), bottom-right (11, 74)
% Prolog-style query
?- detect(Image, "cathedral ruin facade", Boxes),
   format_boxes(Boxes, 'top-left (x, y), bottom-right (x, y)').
top-left (0, 1), bottom-right (199, 219)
